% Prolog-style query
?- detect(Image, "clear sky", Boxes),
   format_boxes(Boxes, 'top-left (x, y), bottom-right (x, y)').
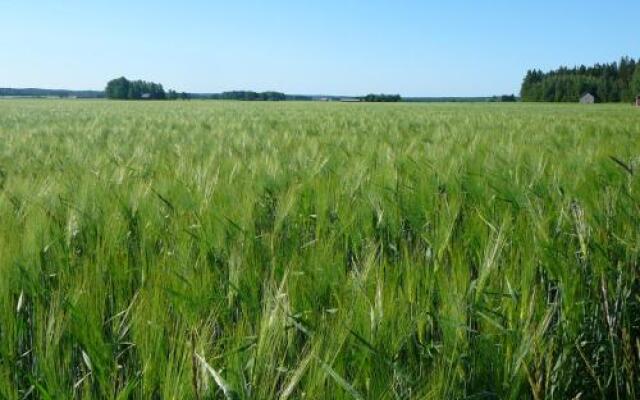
top-left (1, 1), bottom-right (639, 96)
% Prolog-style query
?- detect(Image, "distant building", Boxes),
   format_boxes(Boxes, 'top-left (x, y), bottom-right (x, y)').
top-left (579, 93), bottom-right (595, 104)
top-left (636, 96), bottom-right (640, 107)
top-left (141, 93), bottom-right (151, 99)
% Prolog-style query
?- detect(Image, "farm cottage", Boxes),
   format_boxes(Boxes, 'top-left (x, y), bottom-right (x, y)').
top-left (580, 93), bottom-right (595, 104)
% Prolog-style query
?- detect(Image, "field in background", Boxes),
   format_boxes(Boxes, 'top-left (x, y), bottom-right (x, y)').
top-left (0, 100), bottom-right (639, 399)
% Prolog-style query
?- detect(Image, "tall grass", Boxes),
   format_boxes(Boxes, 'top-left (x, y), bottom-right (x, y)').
top-left (0, 100), bottom-right (639, 399)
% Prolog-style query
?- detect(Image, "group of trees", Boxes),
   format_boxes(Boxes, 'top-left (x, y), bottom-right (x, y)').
top-left (489, 94), bottom-right (518, 102)
top-left (521, 57), bottom-right (640, 102)
top-left (360, 94), bottom-right (402, 102)
top-left (209, 92), bottom-right (403, 102)
top-left (105, 77), bottom-right (192, 100)
top-left (0, 88), bottom-right (104, 98)
top-left (167, 90), bottom-right (190, 100)
top-left (105, 77), bottom-right (167, 100)
top-left (94, 78), bottom-right (411, 102)
top-left (209, 91), bottom-right (287, 101)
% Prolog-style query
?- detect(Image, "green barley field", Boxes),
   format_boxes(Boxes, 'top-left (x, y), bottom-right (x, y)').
top-left (0, 100), bottom-right (639, 399)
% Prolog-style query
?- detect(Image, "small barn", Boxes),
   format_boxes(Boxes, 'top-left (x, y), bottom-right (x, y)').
top-left (141, 93), bottom-right (151, 99)
top-left (580, 93), bottom-right (595, 104)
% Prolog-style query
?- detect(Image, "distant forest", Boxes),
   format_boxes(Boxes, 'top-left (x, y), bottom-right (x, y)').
top-left (361, 94), bottom-right (401, 102)
top-left (0, 88), bottom-right (104, 98)
top-left (521, 57), bottom-right (640, 102)
top-left (210, 91), bottom-right (287, 101)
top-left (2, 78), bottom-right (518, 103)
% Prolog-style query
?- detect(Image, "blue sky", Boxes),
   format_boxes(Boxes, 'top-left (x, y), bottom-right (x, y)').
top-left (1, 1), bottom-right (639, 96)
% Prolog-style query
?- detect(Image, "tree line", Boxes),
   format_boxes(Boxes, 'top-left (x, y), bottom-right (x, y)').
top-left (361, 94), bottom-right (402, 102)
top-left (489, 95), bottom-right (518, 102)
top-left (167, 90), bottom-right (190, 100)
top-left (209, 91), bottom-right (287, 101)
top-left (209, 92), bottom-right (404, 102)
top-left (102, 82), bottom-right (406, 102)
top-left (0, 88), bottom-right (104, 98)
top-left (521, 57), bottom-right (640, 102)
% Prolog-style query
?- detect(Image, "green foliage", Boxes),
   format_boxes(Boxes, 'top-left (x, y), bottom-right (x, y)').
top-left (361, 94), bottom-right (402, 102)
top-left (0, 100), bottom-right (639, 399)
top-left (632, 64), bottom-right (640, 98)
top-left (105, 77), bottom-right (166, 100)
top-left (0, 88), bottom-right (104, 98)
top-left (489, 94), bottom-right (518, 102)
top-left (521, 56), bottom-right (639, 102)
top-left (211, 91), bottom-right (287, 101)
top-left (167, 90), bottom-right (191, 101)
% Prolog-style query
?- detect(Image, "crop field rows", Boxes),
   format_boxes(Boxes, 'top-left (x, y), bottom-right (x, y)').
top-left (0, 100), bottom-right (639, 399)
